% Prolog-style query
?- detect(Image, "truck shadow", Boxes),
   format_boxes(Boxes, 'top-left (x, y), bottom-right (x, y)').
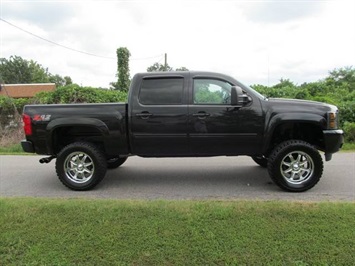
top-left (101, 157), bottom-right (280, 197)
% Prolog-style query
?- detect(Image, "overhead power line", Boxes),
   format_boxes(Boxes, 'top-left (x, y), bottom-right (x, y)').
top-left (0, 18), bottom-right (163, 61)
top-left (0, 17), bottom-right (116, 59)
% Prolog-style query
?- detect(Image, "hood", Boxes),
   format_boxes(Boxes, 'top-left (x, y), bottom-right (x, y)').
top-left (267, 98), bottom-right (338, 112)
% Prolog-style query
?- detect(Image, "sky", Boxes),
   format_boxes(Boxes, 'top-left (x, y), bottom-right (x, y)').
top-left (0, 0), bottom-right (354, 88)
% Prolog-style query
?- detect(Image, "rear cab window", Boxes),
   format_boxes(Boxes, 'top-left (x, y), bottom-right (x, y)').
top-left (139, 78), bottom-right (184, 105)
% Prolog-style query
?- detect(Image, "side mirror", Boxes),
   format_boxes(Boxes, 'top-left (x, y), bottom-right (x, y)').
top-left (231, 86), bottom-right (252, 106)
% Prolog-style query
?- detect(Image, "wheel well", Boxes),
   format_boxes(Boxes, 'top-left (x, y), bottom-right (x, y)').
top-left (269, 122), bottom-right (324, 154)
top-left (52, 126), bottom-right (105, 155)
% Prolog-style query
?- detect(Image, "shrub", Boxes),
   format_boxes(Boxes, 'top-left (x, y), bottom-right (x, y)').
top-left (0, 96), bottom-right (32, 130)
top-left (339, 102), bottom-right (355, 125)
top-left (33, 85), bottom-right (128, 104)
top-left (343, 122), bottom-right (355, 143)
top-left (309, 96), bottom-right (338, 106)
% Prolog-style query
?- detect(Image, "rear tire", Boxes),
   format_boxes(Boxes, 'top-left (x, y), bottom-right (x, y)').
top-left (56, 142), bottom-right (107, 191)
top-left (268, 140), bottom-right (323, 192)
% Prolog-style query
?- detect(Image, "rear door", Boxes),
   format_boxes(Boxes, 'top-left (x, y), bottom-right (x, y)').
top-left (130, 74), bottom-right (189, 156)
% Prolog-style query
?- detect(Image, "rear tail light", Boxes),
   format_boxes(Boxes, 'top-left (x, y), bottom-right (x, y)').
top-left (23, 114), bottom-right (32, 135)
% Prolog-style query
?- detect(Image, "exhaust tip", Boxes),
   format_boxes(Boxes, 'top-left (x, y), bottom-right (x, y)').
top-left (39, 156), bottom-right (55, 164)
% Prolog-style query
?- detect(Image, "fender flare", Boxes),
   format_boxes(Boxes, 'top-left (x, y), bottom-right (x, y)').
top-left (262, 112), bottom-right (326, 154)
top-left (46, 118), bottom-right (110, 154)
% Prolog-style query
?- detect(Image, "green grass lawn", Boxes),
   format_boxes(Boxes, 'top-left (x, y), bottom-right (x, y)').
top-left (1, 198), bottom-right (354, 265)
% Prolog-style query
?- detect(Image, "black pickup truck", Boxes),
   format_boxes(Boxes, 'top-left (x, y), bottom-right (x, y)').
top-left (21, 71), bottom-right (344, 192)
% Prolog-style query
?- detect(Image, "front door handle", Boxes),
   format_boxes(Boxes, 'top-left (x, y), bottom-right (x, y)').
top-left (136, 112), bottom-right (153, 119)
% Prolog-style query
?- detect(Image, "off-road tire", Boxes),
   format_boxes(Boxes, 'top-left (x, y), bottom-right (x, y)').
top-left (56, 142), bottom-right (107, 191)
top-left (268, 140), bottom-right (323, 192)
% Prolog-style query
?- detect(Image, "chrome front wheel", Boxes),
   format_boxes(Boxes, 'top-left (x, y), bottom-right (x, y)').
top-left (280, 151), bottom-right (314, 185)
top-left (268, 140), bottom-right (323, 192)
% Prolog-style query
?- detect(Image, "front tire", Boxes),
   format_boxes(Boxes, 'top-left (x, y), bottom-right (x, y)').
top-left (268, 140), bottom-right (323, 192)
top-left (56, 142), bottom-right (107, 191)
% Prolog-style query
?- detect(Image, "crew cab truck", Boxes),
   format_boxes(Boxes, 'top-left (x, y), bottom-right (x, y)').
top-left (21, 71), bottom-right (344, 192)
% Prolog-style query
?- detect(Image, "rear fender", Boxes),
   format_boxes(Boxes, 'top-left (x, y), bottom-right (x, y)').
top-left (46, 118), bottom-right (109, 154)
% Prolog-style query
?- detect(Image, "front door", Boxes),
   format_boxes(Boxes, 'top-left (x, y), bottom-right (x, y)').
top-left (188, 78), bottom-right (263, 155)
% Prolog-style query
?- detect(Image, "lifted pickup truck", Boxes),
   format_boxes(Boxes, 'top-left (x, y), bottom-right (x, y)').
top-left (21, 71), bottom-right (344, 192)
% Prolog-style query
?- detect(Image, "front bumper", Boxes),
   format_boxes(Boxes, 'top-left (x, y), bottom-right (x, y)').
top-left (21, 140), bottom-right (35, 153)
top-left (323, 130), bottom-right (344, 160)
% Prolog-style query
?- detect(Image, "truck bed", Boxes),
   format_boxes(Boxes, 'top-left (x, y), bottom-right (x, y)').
top-left (22, 103), bottom-right (129, 156)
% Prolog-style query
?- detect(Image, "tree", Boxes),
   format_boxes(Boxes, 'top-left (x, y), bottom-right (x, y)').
top-left (176, 67), bottom-right (189, 71)
top-left (147, 62), bottom-right (188, 72)
top-left (0, 55), bottom-right (73, 87)
top-left (147, 62), bottom-right (173, 72)
top-left (0, 55), bottom-right (36, 83)
top-left (111, 47), bottom-right (131, 91)
top-left (273, 78), bottom-right (296, 89)
top-left (49, 74), bottom-right (73, 87)
top-left (326, 66), bottom-right (355, 91)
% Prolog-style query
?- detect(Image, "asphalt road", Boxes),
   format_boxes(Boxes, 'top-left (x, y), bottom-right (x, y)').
top-left (0, 153), bottom-right (354, 201)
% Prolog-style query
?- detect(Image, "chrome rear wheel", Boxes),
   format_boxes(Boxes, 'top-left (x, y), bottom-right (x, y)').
top-left (64, 152), bottom-right (95, 184)
top-left (56, 142), bottom-right (107, 191)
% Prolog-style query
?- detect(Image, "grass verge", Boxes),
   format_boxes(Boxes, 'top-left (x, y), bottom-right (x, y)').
top-left (0, 143), bottom-right (26, 154)
top-left (342, 142), bottom-right (355, 151)
top-left (1, 198), bottom-right (354, 265)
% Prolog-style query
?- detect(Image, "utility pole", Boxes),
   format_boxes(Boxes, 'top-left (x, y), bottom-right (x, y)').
top-left (164, 53), bottom-right (167, 71)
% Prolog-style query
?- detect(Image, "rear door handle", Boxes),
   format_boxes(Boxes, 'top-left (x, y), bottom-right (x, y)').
top-left (136, 112), bottom-right (153, 119)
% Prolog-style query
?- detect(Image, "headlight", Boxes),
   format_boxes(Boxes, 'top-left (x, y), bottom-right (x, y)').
top-left (327, 111), bottom-right (338, 129)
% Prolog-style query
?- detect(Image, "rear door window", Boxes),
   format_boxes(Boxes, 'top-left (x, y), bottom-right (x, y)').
top-left (139, 78), bottom-right (184, 105)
